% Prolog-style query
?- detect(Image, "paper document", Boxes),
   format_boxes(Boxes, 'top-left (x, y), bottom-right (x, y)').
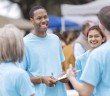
top-left (57, 74), bottom-right (67, 81)
top-left (57, 70), bottom-right (81, 81)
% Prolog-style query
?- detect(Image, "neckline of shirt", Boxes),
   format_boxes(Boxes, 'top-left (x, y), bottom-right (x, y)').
top-left (30, 33), bottom-right (49, 40)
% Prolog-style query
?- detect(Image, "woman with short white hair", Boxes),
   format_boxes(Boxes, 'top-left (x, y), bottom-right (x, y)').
top-left (0, 24), bottom-right (35, 96)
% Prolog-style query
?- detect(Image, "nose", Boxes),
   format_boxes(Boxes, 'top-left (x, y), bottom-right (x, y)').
top-left (91, 37), bottom-right (96, 42)
top-left (42, 17), bottom-right (45, 21)
top-left (42, 17), bottom-right (48, 22)
top-left (41, 18), bottom-right (45, 23)
top-left (92, 36), bottom-right (95, 40)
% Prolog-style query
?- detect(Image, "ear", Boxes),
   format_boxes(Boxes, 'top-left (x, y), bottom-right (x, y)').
top-left (99, 23), bottom-right (105, 31)
top-left (30, 18), bottom-right (34, 25)
top-left (102, 37), bottom-right (106, 43)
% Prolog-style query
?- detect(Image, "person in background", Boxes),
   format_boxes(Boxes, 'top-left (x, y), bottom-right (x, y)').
top-left (0, 24), bottom-right (35, 96)
top-left (62, 31), bottom-right (77, 89)
top-left (75, 25), bottom-right (106, 96)
top-left (54, 31), bottom-right (66, 48)
top-left (66, 6), bottom-right (110, 96)
top-left (62, 31), bottom-right (77, 71)
top-left (74, 20), bottom-right (95, 59)
top-left (21, 5), bottom-right (67, 96)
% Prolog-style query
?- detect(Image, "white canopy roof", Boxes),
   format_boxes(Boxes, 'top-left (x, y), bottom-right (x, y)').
top-left (61, 0), bottom-right (110, 15)
top-left (62, 15), bottom-right (99, 25)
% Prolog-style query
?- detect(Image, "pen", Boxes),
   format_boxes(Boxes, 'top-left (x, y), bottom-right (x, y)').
top-left (51, 73), bottom-right (55, 87)
top-left (51, 73), bottom-right (54, 79)
top-left (51, 73), bottom-right (53, 76)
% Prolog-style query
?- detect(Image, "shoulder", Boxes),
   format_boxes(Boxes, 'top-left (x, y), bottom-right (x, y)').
top-left (5, 66), bottom-right (29, 80)
top-left (76, 51), bottom-right (89, 61)
top-left (23, 33), bottom-right (35, 47)
top-left (90, 44), bottom-right (105, 58)
top-left (74, 43), bottom-right (83, 49)
top-left (87, 46), bottom-right (105, 64)
top-left (47, 33), bottom-right (59, 39)
top-left (13, 67), bottom-right (28, 78)
top-left (47, 33), bottom-right (61, 43)
top-left (24, 33), bottom-right (32, 40)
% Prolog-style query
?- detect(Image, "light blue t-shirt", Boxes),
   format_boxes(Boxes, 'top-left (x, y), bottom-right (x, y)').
top-left (22, 33), bottom-right (67, 96)
top-left (75, 50), bottom-right (96, 96)
top-left (0, 62), bottom-right (35, 96)
top-left (74, 43), bottom-right (86, 59)
top-left (75, 50), bottom-right (90, 82)
top-left (80, 40), bottom-right (110, 96)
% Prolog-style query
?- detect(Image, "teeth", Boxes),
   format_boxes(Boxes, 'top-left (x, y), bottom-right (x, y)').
top-left (92, 43), bottom-right (97, 44)
top-left (41, 25), bottom-right (47, 28)
top-left (41, 25), bottom-right (46, 28)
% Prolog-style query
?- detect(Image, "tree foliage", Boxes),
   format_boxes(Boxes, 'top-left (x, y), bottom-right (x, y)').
top-left (9, 0), bottom-right (95, 19)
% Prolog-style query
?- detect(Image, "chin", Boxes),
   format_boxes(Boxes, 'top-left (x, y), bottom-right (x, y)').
top-left (92, 46), bottom-right (98, 49)
top-left (40, 30), bottom-right (47, 34)
top-left (41, 28), bottom-right (47, 32)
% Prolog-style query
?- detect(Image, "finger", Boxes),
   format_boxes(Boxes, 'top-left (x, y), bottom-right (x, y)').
top-left (69, 64), bottom-right (73, 69)
top-left (63, 71), bottom-right (66, 74)
top-left (49, 84), bottom-right (55, 87)
top-left (50, 79), bottom-right (57, 84)
top-left (48, 81), bottom-right (56, 87)
top-left (66, 69), bottom-right (70, 74)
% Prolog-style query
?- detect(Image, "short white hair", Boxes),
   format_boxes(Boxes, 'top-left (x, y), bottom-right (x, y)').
top-left (0, 24), bottom-right (24, 63)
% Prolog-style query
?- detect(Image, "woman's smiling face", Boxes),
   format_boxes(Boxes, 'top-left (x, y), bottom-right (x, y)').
top-left (88, 29), bottom-right (105, 49)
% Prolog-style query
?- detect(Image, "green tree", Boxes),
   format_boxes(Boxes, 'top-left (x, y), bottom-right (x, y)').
top-left (9, 0), bottom-right (95, 19)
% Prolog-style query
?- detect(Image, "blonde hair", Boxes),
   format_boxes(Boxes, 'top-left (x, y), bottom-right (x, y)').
top-left (0, 24), bottom-right (24, 63)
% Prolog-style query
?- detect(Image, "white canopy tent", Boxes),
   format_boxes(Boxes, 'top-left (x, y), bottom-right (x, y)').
top-left (62, 15), bottom-right (99, 25)
top-left (61, 0), bottom-right (110, 15)
top-left (61, 0), bottom-right (110, 26)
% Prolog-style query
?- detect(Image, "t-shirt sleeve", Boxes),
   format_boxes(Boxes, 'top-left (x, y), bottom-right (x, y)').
top-left (16, 70), bottom-right (35, 96)
top-left (75, 58), bottom-right (82, 82)
top-left (80, 52), bottom-right (102, 87)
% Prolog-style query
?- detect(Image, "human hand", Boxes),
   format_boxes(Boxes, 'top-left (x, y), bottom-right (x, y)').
top-left (58, 72), bottom-right (69, 83)
top-left (59, 78), bottom-right (69, 83)
top-left (42, 76), bottom-right (57, 87)
top-left (66, 64), bottom-right (76, 79)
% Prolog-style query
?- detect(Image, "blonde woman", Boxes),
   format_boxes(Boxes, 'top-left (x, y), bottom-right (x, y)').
top-left (0, 24), bottom-right (35, 96)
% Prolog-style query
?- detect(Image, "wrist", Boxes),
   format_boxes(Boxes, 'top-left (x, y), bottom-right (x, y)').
top-left (37, 76), bottom-right (43, 84)
top-left (68, 76), bottom-right (75, 80)
top-left (40, 76), bottom-right (44, 84)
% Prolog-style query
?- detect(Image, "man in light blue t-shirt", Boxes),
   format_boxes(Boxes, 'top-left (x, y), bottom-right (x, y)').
top-left (21, 5), bottom-right (67, 96)
top-left (67, 6), bottom-right (110, 96)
